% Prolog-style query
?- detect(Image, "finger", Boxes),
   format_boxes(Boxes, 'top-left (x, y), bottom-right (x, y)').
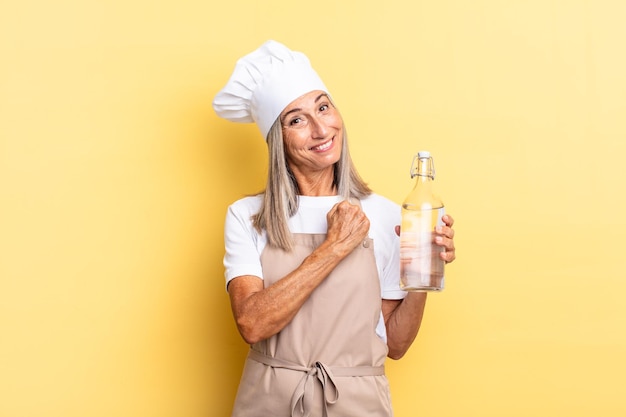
top-left (331, 199), bottom-right (356, 215)
top-left (336, 199), bottom-right (357, 216)
top-left (440, 249), bottom-right (456, 264)
top-left (334, 201), bottom-right (368, 229)
top-left (435, 235), bottom-right (455, 251)
top-left (435, 225), bottom-right (455, 239)
top-left (442, 214), bottom-right (455, 227)
top-left (344, 202), bottom-right (367, 223)
top-left (394, 225), bottom-right (400, 236)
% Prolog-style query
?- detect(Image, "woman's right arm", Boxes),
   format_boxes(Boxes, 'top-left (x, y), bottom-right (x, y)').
top-left (228, 200), bottom-right (369, 345)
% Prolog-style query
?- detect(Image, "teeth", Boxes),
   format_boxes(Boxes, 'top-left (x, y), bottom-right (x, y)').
top-left (312, 139), bottom-right (332, 151)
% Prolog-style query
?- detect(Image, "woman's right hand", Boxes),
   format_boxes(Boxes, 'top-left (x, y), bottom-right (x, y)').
top-left (325, 200), bottom-right (370, 256)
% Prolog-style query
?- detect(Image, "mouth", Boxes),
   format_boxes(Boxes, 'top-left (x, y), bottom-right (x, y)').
top-left (310, 138), bottom-right (334, 152)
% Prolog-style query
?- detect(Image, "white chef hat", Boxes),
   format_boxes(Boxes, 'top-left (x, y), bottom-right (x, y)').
top-left (212, 40), bottom-right (329, 140)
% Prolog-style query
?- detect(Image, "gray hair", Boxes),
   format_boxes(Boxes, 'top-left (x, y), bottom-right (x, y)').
top-left (252, 116), bottom-right (371, 251)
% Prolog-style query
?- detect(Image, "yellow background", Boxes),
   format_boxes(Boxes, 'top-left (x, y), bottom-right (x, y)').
top-left (2, 1), bottom-right (625, 416)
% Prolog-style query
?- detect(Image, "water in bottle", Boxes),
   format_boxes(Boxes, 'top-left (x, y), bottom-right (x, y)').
top-left (400, 151), bottom-right (445, 291)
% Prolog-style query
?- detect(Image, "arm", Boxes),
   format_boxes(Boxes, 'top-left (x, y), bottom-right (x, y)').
top-left (383, 214), bottom-right (456, 359)
top-left (228, 200), bottom-right (370, 345)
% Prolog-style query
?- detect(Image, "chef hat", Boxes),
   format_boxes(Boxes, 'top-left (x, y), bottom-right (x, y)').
top-left (212, 40), bottom-right (329, 140)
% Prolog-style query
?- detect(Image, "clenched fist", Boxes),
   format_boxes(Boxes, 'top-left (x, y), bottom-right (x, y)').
top-left (325, 200), bottom-right (370, 257)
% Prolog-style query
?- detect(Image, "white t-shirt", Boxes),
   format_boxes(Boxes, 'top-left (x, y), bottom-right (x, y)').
top-left (223, 193), bottom-right (406, 341)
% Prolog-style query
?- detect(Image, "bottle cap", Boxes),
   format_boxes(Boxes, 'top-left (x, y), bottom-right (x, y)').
top-left (418, 150), bottom-right (431, 158)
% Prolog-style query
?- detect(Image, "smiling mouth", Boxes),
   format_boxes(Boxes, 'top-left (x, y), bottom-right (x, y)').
top-left (310, 138), bottom-right (333, 151)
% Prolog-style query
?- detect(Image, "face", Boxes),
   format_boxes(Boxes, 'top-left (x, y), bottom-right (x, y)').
top-left (279, 90), bottom-right (343, 179)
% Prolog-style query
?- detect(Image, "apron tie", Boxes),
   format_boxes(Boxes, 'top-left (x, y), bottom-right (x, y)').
top-left (291, 361), bottom-right (338, 417)
top-left (248, 349), bottom-right (384, 417)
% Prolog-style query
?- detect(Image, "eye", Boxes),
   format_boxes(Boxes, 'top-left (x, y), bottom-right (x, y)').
top-left (289, 117), bottom-right (302, 126)
top-left (319, 104), bottom-right (329, 112)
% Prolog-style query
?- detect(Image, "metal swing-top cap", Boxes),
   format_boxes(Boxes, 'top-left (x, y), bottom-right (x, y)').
top-left (410, 150), bottom-right (435, 179)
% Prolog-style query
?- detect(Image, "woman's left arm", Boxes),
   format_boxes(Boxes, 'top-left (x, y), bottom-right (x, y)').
top-left (382, 214), bottom-right (456, 360)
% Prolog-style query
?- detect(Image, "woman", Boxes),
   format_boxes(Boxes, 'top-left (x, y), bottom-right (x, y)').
top-left (213, 40), bottom-right (456, 417)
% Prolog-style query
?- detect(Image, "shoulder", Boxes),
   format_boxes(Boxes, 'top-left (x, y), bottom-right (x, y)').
top-left (228, 194), bottom-right (263, 211)
top-left (224, 194), bottom-right (266, 252)
top-left (223, 195), bottom-right (266, 284)
top-left (227, 194), bottom-right (263, 219)
top-left (225, 194), bottom-right (264, 239)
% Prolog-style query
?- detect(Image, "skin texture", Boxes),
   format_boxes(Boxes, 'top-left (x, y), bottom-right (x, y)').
top-left (227, 90), bottom-right (456, 359)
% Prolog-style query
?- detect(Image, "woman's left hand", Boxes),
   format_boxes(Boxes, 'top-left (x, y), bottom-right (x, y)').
top-left (395, 214), bottom-right (456, 264)
top-left (436, 214), bottom-right (456, 264)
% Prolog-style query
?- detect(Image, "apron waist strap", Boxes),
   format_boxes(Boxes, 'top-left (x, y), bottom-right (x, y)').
top-left (248, 349), bottom-right (385, 417)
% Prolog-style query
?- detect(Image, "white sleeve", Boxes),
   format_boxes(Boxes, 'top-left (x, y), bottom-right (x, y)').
top-left (364, 194), bottom-right (407, 300)
top-left (223, 199), bottom-right (265, 288)
top-left (380, 229), bottom-right (406, 300)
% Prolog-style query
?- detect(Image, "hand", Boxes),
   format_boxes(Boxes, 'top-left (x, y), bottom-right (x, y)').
top-left (435, 214), bottom-right (456, 263)
top-left (395, 214), bottom-right (456, 264)
top-left (326, 200), bottom-right (370, 255)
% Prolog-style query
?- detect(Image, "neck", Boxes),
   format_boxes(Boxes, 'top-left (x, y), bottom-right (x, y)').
top-left (293, 169), bottom-right (337, 197)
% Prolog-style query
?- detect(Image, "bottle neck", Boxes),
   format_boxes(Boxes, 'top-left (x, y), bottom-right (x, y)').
top-left (411, 155), bottom-right (435, 180)
top-left (403, 153), bottom-right (443, 209)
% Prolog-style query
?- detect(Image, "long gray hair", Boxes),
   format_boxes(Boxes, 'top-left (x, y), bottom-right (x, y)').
top-left (252, 117), bottom-right (372, 251)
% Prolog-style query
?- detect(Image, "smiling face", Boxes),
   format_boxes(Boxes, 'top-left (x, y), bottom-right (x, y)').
top-left (279, 90), bottom-right (343, 189)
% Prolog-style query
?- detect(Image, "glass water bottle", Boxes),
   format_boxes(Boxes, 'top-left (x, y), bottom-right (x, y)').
top-left (399, 151), bottom-right (445, 291)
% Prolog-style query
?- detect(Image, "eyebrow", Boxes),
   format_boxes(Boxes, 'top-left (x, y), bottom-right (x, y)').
top-left (280, 93), bottom-right (329, 123)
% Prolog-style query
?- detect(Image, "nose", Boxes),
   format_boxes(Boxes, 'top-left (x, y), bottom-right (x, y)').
top-left (310, 115), bottom-right (329, 139)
